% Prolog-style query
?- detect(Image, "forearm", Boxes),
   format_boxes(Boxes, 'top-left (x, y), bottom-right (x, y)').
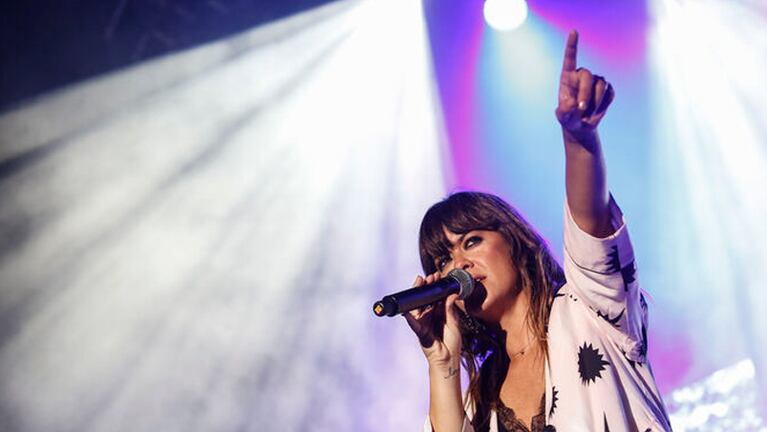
top-left (563, 129), bottom-right (613, 238)
top-left (428, 361), bottom-right (465, 432)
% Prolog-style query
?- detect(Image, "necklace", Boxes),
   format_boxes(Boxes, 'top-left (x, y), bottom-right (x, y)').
top-left (509, 337), bottom-right (536, 359)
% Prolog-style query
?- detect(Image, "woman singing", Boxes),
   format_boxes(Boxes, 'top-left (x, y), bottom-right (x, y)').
top-left (405, 31), bottom-right (672, 431)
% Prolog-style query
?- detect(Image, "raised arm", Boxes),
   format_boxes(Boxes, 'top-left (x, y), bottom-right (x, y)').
top-left (555, 30), bottom-right (616, 238)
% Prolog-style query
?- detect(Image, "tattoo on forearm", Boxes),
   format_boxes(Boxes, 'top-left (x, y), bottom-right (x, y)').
top-left (443, 366), bottom-right (458, 380)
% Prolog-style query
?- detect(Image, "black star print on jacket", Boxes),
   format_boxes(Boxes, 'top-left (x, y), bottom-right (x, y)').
top-left (596, 308), bottom-right (625, 328)
top-left (578, 343), bottom-right (610, 385)
top-left (623, 349), bottom-right (644, 370)
top-left (606, 246), bottom-right (621, 273)
top-left (605, 245), bottom-right (636, 291)
top-left (549, 386), bottom-right (559, 417)
top-left (621, 261), bottom-right (636, 290)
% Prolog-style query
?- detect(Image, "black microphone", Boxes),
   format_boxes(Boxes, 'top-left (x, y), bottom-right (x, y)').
top-left (373, 269), bottom-right (475, 317)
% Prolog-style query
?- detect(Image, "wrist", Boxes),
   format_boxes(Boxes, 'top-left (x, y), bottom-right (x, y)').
top-left (423, 344), bottom-right (459, 366)
top-left (429, 362), bottom-right (461, 381)
top-left (563, 128), bottom-right (600, 153)
top-left (428, 356), bottom-right (461, 373)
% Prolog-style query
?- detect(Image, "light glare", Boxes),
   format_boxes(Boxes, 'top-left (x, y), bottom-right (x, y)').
top-left (649, 0), bottom-right (767, 428)
top-left (483, 0), bottom-right (528, 32)
top-left (0, 0), bottom-right (447, 430)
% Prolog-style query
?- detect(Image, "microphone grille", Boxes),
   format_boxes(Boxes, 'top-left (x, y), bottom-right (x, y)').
top-left (447, 268), bottom-right (474, 299)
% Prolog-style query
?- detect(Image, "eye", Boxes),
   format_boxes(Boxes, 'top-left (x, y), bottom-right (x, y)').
top-left (436, 255), bottom-right (451, 271)
top-left (464, 235), bottom-right (482, 249)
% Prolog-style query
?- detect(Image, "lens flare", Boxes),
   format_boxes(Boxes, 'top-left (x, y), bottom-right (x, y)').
top-left (483, 0), bottom-right (528, 32)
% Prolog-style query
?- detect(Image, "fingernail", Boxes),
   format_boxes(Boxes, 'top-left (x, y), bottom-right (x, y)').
top-left (578, 101), bottom-right (586, 110)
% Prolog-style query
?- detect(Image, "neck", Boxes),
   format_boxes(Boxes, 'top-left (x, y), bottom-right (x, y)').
top-left (498, 287), bottom-right (536, 357)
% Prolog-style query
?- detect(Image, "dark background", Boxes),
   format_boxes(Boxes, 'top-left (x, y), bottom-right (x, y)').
top-left (0, 0), bottom-right (340, 113)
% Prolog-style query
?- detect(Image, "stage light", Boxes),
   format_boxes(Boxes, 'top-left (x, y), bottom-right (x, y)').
top-left (666, 359), bottom-right (764, 430)
top-left (0, 0), bottom-right (447, 430)
top-left (648, 0), bottom-right (767, 425)
top-left (483, 0), bottom-right (528, 32)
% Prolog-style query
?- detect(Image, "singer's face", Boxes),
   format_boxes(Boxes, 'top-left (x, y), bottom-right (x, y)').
top-left (436, 227), bottom-right (521, 323)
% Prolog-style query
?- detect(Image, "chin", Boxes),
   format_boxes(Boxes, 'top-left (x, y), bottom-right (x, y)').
top-left (471, 300), bottom-right (505, 324)
top-left (474, 290), bottom-right (518, 324)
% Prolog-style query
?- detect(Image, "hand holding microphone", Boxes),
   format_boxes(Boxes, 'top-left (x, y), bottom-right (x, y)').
top-left (372, 268), bottom-right (474, 317)
top-left (373, 269), bottom-right (474, 367)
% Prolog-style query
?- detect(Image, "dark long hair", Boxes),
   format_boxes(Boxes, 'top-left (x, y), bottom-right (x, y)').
top-left (418, 192), bottom-right (565, 430)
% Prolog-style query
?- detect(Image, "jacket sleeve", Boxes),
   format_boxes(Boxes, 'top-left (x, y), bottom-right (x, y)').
top-left (562, 195), bottom-right (649, 363)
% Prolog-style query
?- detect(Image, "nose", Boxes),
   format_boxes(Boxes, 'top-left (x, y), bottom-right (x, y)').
top-left (451, 252), bottom-right (473, 272)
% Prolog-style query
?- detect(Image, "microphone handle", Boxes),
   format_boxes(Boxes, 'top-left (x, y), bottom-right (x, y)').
top-left (373, 280), bottom-right (459, 317)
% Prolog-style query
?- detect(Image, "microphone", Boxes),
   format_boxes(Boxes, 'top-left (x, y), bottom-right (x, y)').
top-left (373, 268), bottom-right (475, 317)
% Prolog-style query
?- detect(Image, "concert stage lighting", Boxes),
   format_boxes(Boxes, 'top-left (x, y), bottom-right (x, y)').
top-left (648, 0), bottom-right (767, 426)
top-left (0, 0), bottom-right (447, 430)
top-left (483, 0), bottom-right (528, 31)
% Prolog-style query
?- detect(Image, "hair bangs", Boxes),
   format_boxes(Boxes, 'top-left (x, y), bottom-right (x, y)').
top-left (418, 193), bottom-right (502, 274)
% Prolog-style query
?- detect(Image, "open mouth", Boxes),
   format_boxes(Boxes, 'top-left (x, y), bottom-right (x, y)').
top-left (463, 277), bottom-right (487, 312)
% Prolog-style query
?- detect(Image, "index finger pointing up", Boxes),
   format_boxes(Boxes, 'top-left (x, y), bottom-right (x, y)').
top-left (562, 30), bottom-right (578, 72)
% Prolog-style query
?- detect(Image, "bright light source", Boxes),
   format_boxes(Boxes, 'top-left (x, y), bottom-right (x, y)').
top-left (649, 2), bottom-right (767, 429)
top-left (0, 0), bottom-right (447, 430)
top-left (483, 0), bottom-right (528, 32)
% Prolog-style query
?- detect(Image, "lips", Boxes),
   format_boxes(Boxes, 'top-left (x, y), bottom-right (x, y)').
top-left (472, 276), bottom-right (486, 292)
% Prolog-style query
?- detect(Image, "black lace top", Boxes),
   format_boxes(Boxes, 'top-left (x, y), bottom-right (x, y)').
top-left (497, 394), bottom-right (546, 432)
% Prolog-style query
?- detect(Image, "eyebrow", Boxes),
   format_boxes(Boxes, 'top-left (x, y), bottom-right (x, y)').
top-left (446, 232), bottom-right (469, 250)
top-left (434, 232), bottom-right (470, 265)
